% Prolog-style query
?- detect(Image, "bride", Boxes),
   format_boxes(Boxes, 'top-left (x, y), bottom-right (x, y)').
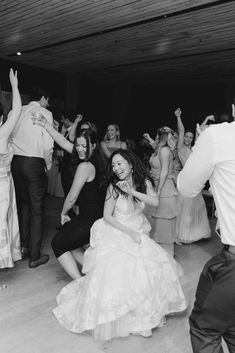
top-left (53, 149), bottom-right (187, 340)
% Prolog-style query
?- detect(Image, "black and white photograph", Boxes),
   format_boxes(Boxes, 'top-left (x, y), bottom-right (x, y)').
top-left (0, 1), bottom-right (235, 352)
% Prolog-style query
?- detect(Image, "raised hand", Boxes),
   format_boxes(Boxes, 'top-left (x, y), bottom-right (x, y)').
top-left (143, 133), bottom-right (151, 140)
top-left (9, 68), bottom-right (18, 88)
top-left (75, 114), bottom-right (83, 124)
top-left (232, 103), bottom-right (235, 119)
top-left (174, 107), bottom-right (182, 118)
top-left (206, 115), bottom-right (215, 122)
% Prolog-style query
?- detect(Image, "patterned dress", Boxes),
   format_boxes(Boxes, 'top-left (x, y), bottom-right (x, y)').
top-left (0, 145), bottom-right (21, 268)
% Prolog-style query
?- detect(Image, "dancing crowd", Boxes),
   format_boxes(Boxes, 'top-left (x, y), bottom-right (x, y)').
top-left (1, 69), bottom-right (235, 353)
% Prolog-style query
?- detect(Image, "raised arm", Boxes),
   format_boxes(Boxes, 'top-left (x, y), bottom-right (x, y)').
top-left (143, 132), bottom-right (157, 150)
top-left (117, 179), bottom-right (159, 207)
top-left (0, 69), bottom-right (22, 141)
top-left (32, 114), bottom-right (74, 153)
top-left (174, 108), bottom-right (184, 148)
top-left (232, 101), bottom-right (235, 121)
top-left (68, 114), bottom-right (83, 142)
top-left (195, 115), bottom-right (215, 141)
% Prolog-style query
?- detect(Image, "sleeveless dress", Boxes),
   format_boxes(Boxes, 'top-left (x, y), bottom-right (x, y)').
top-left (0, 145), bottom-right (21, 268)
top-left (51, 163), bottom-right (103, 258)
top-left (144, 151), bottom-right (178, 244)
top-left (176, 151), bottom-right (211, 243)
top-left (53, 194), bottom-right (187, 341)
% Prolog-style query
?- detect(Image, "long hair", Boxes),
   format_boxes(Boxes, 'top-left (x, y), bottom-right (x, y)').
top-left (105, 149), bottom-right (154, 201)
top-left (154, 127), bottom-right (173, 154)
top-left (103, 123), bottom-right (121, 141)
top-left (71, 128), bottom-right (98, 165)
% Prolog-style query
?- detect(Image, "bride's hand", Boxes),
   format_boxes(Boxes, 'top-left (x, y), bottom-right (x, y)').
top-left (129, 230), bottom-right (141, 244)
top-left (117, 181), bottom-right (133, 195)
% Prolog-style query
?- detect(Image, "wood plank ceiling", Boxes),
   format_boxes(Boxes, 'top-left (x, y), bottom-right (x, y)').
top-left (0, 0), bottom-right (235, 83)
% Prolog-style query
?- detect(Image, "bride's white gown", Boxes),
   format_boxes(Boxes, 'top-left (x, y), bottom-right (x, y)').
top-left (53, 194), bottom-right (187, 340)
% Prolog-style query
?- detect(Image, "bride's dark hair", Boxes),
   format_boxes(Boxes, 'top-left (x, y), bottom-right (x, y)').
top-left (105, 149), bottom-right (154, 201)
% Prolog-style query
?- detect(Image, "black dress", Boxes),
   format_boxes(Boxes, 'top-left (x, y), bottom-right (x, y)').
top-left (51, 162), bottom-right (103, 258)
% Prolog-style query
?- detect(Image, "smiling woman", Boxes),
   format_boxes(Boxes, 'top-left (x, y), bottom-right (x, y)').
top-left (31, 114), bottom-right (104, 279)
top-left (52, 149), bottom-right (187, 341)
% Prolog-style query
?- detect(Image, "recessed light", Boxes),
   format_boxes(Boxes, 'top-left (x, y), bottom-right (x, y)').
top-left (16, 52), bottom-right (22, 56)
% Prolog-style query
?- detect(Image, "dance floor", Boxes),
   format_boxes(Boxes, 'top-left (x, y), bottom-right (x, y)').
top-left (0, 195), bottom-right (229, 353)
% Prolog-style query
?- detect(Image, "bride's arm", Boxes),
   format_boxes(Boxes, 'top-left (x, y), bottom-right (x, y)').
top-left (103, 185), bottom-right (141, 243)
top-left (117, 180), bottom-right (159, 207)
top-left (130, 180), bottom-right (159, 206)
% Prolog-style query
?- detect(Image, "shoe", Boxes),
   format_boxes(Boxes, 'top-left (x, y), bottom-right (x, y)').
top-left (21, 247), bottom-right (29, 260)
top-left (29, 254), bottom-right (49, 268)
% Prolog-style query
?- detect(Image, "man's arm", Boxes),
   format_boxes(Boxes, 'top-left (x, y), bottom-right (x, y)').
top-left (42, 110), bottom-right (54, 170)
top-left (177, 128), bottom-right (214, 197)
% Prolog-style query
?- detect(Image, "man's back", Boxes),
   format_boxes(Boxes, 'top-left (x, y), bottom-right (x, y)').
top-left (11, 101), bottom-right (53, 169)
top-left (178, 121), bottom-right (235, 246)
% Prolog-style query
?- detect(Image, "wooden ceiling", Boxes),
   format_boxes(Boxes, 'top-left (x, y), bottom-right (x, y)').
top-left (1, 0), bottom-right (235, 83)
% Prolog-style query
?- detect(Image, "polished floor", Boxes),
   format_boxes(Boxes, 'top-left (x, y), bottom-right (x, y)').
top-left (0, 196), bottom-right (229, 353)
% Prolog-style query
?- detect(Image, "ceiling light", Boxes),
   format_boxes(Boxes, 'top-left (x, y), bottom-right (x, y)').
top-left (16, 52), bottom-right (22, 56)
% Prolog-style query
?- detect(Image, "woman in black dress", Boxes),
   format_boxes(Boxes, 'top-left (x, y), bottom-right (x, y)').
top-left (32, 115), bottom-right (103, 279)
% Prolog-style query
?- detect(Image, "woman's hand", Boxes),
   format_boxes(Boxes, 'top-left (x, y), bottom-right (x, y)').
top-left (232, 103), bottom-right (235, 119)
top-left (117, 181), bottom-right (133, 195)
top-left (9, 68), bottom-right (18, 88)
top-left (143, 132), bottom-right (151, 141)
top-left (61, 213), bottom-right (71, 225)
top-left (174, 107), bottom-right (182, 118)
top-left (53, 119), bottom-right (60, 131)
top-left (75, 114), bottom-right (83, 124)
top-left (31, 113), bottom-right (52, 132)
top-left (206, 115), bottom-right (215, 123)
top-left (129, 229), bottom-right (141, 244)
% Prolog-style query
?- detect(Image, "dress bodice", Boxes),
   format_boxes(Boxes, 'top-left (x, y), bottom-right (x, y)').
top-left (114, 193), bottom-right (145, 218)
top-left (149, 150), bottom-right (174, 182)
top-left (76, 165), bottom-right (103, 216)
top-left (0, 145), bottom-right (13, 173)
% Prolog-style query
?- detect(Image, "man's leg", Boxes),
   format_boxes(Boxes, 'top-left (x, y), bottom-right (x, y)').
top-left (25, 158), bottom-right (48, 261)
top-left (189, 249), bottom-right (235, 353)
top-left (11, 156), bottom-right (30, 252)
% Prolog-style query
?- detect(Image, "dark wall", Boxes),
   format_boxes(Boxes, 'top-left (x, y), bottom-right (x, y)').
top-left (124, 81), bottom-right (227, 141)
top-left (77, 78), bottom-right (113, 141)
top-left (0, 58), bottom-right (67, 119)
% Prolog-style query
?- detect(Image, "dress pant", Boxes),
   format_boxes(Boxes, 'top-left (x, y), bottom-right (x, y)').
top-left (11, 155), bottom-right (47, 261)
top-left (189, 247), bottom-right (235, 353)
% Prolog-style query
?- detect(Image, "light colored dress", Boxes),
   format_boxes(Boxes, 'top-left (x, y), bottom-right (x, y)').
top-left (176, 193), bottom-right (211, 243)
top-left (145, 151), bottom-right (178, 244)
top-left (47, 156), bottom-right (64, 197)
top-left (53, 194), bottom-right (187, 341)
top-left (0, 145), bottom-right (21, 268)
top-left (176, 150), bottom-right (211, 243)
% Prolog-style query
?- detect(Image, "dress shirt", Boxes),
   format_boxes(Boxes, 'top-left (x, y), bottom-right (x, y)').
top-left (10, 101), bottom-right (54, 170)
top-left (177, 122), bottom-right (235, 246)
